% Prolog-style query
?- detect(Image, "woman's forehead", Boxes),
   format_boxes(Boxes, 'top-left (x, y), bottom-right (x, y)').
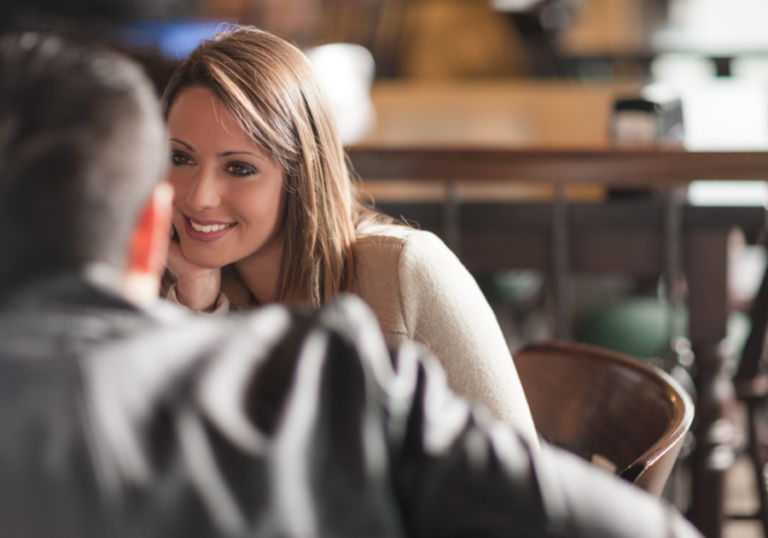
top-left (168, 87), bottom-right (270, 157)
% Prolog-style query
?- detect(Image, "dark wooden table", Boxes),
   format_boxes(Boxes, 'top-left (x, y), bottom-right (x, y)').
top-left (347, 144), bottom-right (768, 538)
top-left (349, 146), bottom-right (768, 185)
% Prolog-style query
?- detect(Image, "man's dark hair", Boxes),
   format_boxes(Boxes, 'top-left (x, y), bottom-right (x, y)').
top-left (0, 32), bottom-right (165, 291)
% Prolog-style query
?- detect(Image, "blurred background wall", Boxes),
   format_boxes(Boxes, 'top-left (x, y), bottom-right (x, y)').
top-left (0, 0), bottom-right (662, 80)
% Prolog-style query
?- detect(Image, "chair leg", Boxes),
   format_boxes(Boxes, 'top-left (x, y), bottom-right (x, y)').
top-left (747, 399), bottom-right (768, 537)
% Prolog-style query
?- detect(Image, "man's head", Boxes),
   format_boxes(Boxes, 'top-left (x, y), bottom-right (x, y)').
top-left (0, 33), bottom-right (171, 303)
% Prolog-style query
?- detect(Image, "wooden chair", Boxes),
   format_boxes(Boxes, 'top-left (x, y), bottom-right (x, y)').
top-left (514, 340), bottom-right (694, 498)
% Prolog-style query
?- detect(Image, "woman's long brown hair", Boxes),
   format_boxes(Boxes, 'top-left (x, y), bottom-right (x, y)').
top-left (162, 26), bottom-right (390, 306)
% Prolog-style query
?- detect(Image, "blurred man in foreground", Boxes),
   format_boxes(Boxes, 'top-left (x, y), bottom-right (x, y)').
top-left (0, 32), bottom-right (701, 537)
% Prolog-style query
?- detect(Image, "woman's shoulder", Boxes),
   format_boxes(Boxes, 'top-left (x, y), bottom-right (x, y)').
top-left (354, 225), bottom-right (448, 264)
top-left (353, 225), bottom-right (469, 316)
top-left (355, 225), bottom-right (465, 285)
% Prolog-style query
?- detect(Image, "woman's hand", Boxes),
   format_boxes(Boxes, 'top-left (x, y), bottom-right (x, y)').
top-left (166, 235), bottom-right (222, 311)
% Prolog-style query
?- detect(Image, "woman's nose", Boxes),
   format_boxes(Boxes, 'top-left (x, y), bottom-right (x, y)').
top-left (185, 168), bottom-right (221, 211)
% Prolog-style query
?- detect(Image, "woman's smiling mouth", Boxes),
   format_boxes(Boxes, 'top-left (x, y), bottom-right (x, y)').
top-left (183, 215), bottom-right (237, 243)
top-left (189, 221), bottom-right (231, 233)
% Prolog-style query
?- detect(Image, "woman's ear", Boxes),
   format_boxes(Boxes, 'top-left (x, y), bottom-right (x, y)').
top-left (124, 182), bottom-right (174, 306)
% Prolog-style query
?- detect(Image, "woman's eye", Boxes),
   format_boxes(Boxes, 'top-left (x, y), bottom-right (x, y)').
top-left (226, 162), bottom-right (257, 178)
top-left (171, 152), bottom-right (191, 166)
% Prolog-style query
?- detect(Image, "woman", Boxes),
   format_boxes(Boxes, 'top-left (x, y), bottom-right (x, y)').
top-left (162, 26), bottom-right (537, 446)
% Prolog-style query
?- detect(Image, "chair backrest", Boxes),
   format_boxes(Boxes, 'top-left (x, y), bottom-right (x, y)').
top-left (514, 340), bottom-right (694, 497)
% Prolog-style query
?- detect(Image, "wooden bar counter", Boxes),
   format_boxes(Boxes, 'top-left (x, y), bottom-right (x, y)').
top-left (349, 145), bottom-right (768, 185)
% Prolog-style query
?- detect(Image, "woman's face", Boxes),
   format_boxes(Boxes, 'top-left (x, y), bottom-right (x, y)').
top-left (166, 87), bottom-right (287, 270)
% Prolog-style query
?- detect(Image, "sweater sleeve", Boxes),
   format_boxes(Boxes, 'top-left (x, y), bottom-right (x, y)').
top-left (165, 283), bottom-right (231, 315)
top-left (396, 231), bottom-right (539, 448)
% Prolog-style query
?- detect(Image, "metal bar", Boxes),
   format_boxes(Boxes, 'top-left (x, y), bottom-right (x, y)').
top-left (553, 185), bottom-right (571, 339)
top-left (443, 182), bottom-right (460, 255)
top-left (663, 187), bottom-right (684, 366)
top-left (747, 399), bottom-right (768, 536)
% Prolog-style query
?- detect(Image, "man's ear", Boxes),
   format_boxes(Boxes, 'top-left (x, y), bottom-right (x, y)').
top-left (124, 182), bottom-right (174, 306)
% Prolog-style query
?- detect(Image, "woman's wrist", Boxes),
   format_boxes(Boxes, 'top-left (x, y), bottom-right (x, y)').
top-left (174, 271), bottom-right (221, 312)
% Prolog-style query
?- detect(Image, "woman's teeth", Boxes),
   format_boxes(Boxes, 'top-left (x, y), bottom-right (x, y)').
top-left (190, 221), bottom-right (232, 233)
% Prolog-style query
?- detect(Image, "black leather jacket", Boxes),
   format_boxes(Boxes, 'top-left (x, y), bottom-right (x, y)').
top-left (0, 272), bottom-right (701, 538)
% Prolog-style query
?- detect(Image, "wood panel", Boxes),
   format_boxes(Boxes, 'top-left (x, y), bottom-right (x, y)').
top-left (364, 80), bottom-right (641, 146)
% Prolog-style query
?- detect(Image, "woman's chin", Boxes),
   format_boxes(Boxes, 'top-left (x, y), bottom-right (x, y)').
top-left (180, 248), bottom-right (232, 270)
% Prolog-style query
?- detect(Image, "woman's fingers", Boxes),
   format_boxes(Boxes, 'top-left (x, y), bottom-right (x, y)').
top-left (165, 237), bottom-right (190, 278)
top-left (165, 240), bottom-right (222, 311)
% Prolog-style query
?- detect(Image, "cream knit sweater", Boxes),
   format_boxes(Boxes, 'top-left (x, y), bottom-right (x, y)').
top-left (167, 226), bottom-right (538, 447)
top-left (350, 227), bottom-right (537, 447)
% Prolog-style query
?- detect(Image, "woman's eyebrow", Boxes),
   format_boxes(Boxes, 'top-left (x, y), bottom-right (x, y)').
top-left (218, 150), bottom-right (260, 158)
top-left (170, 138), bottom-right (195, 152)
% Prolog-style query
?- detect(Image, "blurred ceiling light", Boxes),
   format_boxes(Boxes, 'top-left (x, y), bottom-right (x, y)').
top-left (655, 0), bottom-right (768, 54)
top-left (688, 181), bottom-right (768, 207)
top-left (650, 54), bottom-right (716, 82)
top-left (491, 0), bottom-right (542, 11)
top-left (643, 80), bottom-right (768, 151)
top-left (304, 44), bottom-right (376, 145)
top-left (731, 57), bottom-right (768, 81)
